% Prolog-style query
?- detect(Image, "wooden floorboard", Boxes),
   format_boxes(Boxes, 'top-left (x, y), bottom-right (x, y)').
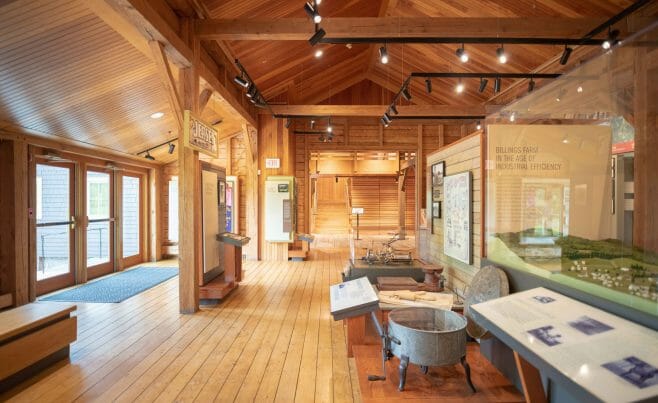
top-left (2, 236), bottom-right (520, 403)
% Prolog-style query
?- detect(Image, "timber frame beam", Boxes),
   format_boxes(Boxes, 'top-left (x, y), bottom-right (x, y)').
top-left (88, 0), bottom-right (257, 127)
top-left (267, 105), bottom-right (496, 117)
top-left (195, 17), bottom-right (634, 41)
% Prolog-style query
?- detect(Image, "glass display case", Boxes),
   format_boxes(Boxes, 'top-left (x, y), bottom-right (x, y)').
top-left (484, 21), bottom-right (658, 321)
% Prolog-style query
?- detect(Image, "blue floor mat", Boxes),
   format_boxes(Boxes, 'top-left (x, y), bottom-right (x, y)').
top-left (40, 267), bottom-right (178, 303)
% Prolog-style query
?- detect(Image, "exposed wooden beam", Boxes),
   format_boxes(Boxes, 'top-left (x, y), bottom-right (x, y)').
top-left (150, 41), bottom-right (185, 132)
top-left (196, 17), bottom-right (627, 41)
top-left (198, 88), bottom-right (213, 113)
top-left (89, 0), bottom-right (256, 127)
top-left (267, 104), bottom-right (490, 117)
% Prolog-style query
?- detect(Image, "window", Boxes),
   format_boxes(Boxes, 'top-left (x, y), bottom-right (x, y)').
top-left (87, 172), bottom-right (110, 219)
top-left (168, 177), bottom-right (179, 242)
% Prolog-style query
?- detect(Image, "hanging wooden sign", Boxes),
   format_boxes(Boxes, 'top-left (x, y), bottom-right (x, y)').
top-left (183, 110), bottom-right (219, 158)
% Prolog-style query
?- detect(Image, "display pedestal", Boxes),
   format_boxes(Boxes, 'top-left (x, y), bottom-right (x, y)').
top-left (200, 234), bottom-right (249, 300)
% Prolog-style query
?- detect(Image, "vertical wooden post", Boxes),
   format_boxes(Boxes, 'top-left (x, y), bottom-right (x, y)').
top-left (148, 167), bottom-right (162, 262)
top-left (398, 172), bottom-right (406, 240)
top-left (633, 45), bottom-right (658, 254)
top-left (243, 123), bottom-right (259, 260)
top-left (177, 20), bottom-right (201, 313)
top-left (115, 173), bottom-right (123, 271)
top-left (415, 124), bottom-right (424, 255)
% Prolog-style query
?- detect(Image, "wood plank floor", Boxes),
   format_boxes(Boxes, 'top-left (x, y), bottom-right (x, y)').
top-left (2, 236), bottom-right (521, 403)
top-left (2, 246), bottom-right (360, 403)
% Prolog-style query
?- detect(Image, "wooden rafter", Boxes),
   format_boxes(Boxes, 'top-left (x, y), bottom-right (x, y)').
top-left (196, 17), bottom-right (627, 41)
top-left (149, 41), bottom-right (185, 132)
top-left (266, 104), bottom-right (491, 117)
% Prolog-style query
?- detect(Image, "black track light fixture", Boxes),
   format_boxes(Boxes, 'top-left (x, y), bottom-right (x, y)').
top-left (528, 78), bottom-right (535, 92)
top-left (233, 74), bottom-right (249, 88)
top-left (246, 84), bottom-right (257, 98)
top-left (379, 45), bottom-right (389, 64)
top-left (493, 77), bottom-right (501, 94)
top-left (401, 87), bottom-right (412, 101)
top-left (602, 28), bottom-right (620, 50)
top-left (560, 45), bottom-right (573, 65)
top-left (309, 28), bottom-right (326, 46)
top-left (304, 2), bottom-right (321, 23)
top-left (145, 151), bottom-right (155, 161)
top-left (496, 45), bottom-right (507, 64)
top-left (382, 113), bottom-right (392, 124)
top-left (168, 143), bottom-right (175, 154)
top-left (478, 77), bottom-right (488, 93)
top-left (425, 78), bottom-right (432, 93)
top-left (285, 118), bottom-right (291, 129)
top-left (380, 117), bottom-right (390, 128)
top-left (390, 104), bottom-right (399, 115)
top-left (456, 44), bottom-right (468, 63)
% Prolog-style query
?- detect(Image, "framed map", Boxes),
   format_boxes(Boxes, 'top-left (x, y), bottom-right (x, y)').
top-left (444, 171), bottom-right (472, 264)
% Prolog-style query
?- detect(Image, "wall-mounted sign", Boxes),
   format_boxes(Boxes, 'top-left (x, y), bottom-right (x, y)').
top-left (265, 158), bottom-right (281, 169)
top-left (351, 207), bottom-right (364, 215)
top-left (183, 110), bottom-right (218, 158)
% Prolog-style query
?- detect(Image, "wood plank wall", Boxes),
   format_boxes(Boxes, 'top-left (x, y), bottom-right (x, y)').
top-left (423, 132), bottom-right (483, 293)
top-left (294, 118), bottom-right (477, 238)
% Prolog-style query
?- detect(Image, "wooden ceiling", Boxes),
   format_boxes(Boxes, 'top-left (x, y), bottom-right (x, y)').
top-left (192, 0), bottom-right (636, 106)
top-left (1, 0), bottom-right (653, 164)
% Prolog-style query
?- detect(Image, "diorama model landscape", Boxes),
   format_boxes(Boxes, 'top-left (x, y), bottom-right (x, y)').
top-left (492, 230), bottom-right (658, 303)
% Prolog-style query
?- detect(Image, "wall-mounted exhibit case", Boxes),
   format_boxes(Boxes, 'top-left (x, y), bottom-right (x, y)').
top-left (225, 176), bottom-right (238, 233)
top-left (265, 176), bottom-right (295, 243)
top-left (484, 20), bottom-right (658, 326)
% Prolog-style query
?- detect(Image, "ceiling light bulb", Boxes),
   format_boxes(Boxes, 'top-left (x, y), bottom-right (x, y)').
top-left (314, 49), bottom-right (323, 58)
top-left (476, 121), bottom-right (482, 130)
top-left (315, 0), bottom-right (321, 4)
top-left (456, 45), bottom-right (468, 63)
top-left (496, 46), bottom-right (507, 64)
top-left (510, 113), bottom-right (516, 122)
top-left (577, 86), bottom-right (583, 93)
top-left (455, 82), bottom-right (464, 93)
top-left (327, 125), bottom-right (332, 133)
top-left (313, 12), bottom-right (321, 23)
top-left (379, 46), bottom-right (389, 64)
top-left (602, 40), bottom-right (611, 50)
top-left (150, 112), bottom-right (164, 119)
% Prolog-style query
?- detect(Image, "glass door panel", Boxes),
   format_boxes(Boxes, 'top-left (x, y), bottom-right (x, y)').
top-left (86, 170), bottom-right (114, 278)
top-left (122, 175), bottom-right (142, 267)
top-left (36, 163), bottom-right (75, 295)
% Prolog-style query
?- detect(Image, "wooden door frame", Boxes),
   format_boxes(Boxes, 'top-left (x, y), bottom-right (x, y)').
top-left (31, 157), bottom-right (76, 296)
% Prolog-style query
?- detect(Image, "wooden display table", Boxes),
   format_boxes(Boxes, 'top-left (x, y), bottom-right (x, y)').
top-left (344, 259), bottom-right (441, 284)
top-left (0, 302), bottom-right (77, 391)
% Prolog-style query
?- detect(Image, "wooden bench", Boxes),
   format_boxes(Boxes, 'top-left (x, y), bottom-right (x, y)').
top-left (0, 302), bottom-right (77, 392)
top-left (289, 233), bottom-right (315, 261)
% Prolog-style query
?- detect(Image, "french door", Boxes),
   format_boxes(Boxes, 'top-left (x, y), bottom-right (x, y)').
top-left (86, 169), bottom-right (115, 279)
top-left (35, 162), bottom-right (76, 295)
top-left (121, 174), bottom-right (143, 268)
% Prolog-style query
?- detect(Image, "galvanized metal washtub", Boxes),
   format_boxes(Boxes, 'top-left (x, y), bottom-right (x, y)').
top-left (387, 307), bottom-right (474, 391)
top-left (388, 307), bottom-right (467, 367)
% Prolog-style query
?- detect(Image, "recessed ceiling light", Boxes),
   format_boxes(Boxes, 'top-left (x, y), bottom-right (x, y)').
top-left (455, 81), bottom-right (465, 93)
top-left (150, 112), bottom-right (164, 119)
top-left (577, 86), bottom-right (583, 93)
top-left (315, 49), bottom-right (323, 58)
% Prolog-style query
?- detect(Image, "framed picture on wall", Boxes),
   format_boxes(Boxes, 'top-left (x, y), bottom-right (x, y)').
top-left (432, 187), bottom-right (441, 201)
top-left (432, 161), bottom-right (445, 187)
top-left (432, 201), bottom-right (440, 218)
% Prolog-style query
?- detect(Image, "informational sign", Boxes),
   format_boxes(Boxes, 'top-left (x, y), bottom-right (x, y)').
top-left (201, 170), bottom-right (220, 274)
top-left (444, 171), bottom-right (472, 264)
top-left (184, 110), bottom-right (219, 158)
top-left (351, 207), bottom-right (364, 215)
top-left (265, 158), bottom-right (281, 169)
top-left (471, 288), bottom-right (658, 403)
top-left (265, 176), bottom-right (294, 243)
top-left (330, 277), bottom-right (379, 321)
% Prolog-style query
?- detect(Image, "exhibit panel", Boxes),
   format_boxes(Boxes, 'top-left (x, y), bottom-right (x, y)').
top-left (484, 21), bottom-right (658, 322)
top-left (470, 288), bottom-right (658, 403)
top-left (264, 176), bottom-right (295, 243)
top-left (200, 163), bottom-right (226, 285)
